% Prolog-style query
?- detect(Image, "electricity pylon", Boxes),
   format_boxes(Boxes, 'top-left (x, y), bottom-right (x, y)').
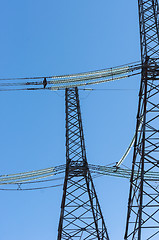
top-left (57, 87), bottom-right (109, 239)
top-left (125, 1), bottom-right (159, 239)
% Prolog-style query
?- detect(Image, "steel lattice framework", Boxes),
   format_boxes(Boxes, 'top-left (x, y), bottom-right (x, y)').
top-left (125, 0), bottom-right (159, 239)
top-left (57, 87), bottom-right (109, 240)
top-left (1, 1), bottom-right (159, 239)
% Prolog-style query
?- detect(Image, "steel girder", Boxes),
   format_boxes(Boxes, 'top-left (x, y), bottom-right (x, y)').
top-left (125, 0), bottom-right (159, 239)
top-left (57, 87), bottom-right (109, 240)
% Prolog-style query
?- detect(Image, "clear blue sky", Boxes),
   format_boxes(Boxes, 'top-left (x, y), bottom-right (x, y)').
top-left (0, 1), bottom-right (141, 239)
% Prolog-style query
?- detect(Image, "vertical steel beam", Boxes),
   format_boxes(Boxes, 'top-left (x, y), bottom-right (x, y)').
top-left (57, 87), bottom-right (109, 239)
top-left (125, 1), bottom-right (159, 239)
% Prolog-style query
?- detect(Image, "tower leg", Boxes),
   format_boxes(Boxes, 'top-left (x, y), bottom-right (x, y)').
top-left (125, 1), bottom-right (159, 239)
top-left (57, 87), bottom-right (109, 240)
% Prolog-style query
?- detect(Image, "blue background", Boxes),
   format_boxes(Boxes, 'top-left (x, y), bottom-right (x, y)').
top-left (0, 1), bottom-right (141, 239)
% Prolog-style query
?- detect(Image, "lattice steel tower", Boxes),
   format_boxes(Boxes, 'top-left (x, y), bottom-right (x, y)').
top-left (125, 0), bottom-right (159, 239)
top-left (57, 87), bottom-right (109, 239)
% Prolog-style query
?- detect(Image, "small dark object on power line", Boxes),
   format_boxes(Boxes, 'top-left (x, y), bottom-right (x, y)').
top-left (43, 77), bottom-right (47, 88)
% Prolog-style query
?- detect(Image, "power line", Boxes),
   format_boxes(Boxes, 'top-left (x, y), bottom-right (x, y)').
top-left (0, 62), bottom-right (142, 91)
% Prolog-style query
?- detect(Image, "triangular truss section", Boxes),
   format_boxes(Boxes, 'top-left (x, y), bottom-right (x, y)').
top-left (57, 87), bottom-right (109, 240)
